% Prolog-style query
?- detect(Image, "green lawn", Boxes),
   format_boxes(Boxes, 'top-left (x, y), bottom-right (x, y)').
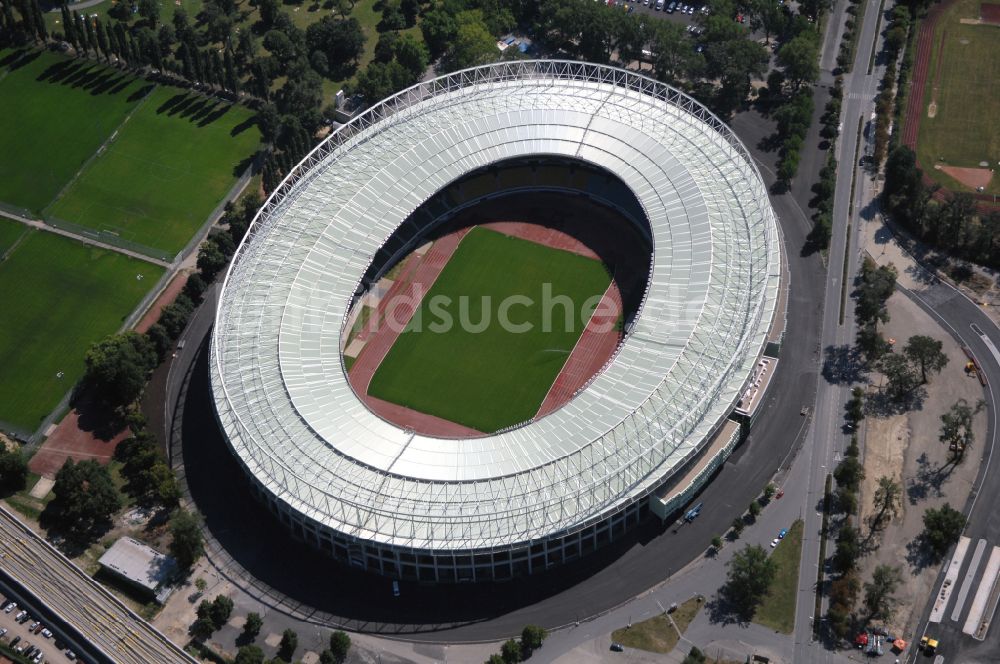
top-left (0, 230), bottom-right (163, 432)
top-left (367, 227), bottom-right (611, 432)
top-left (0, 217), bottom-right (28, 256)
top-left (47, 85), bottom-right (260, 256)
top-left (916, 0), bottom-right (1000, 194)
top-left (610, 596), bottom-right (705, 654)
top-left (754, 519), bottom-right (804, 634)
top-left (0, 49), bottom-right (147, 214)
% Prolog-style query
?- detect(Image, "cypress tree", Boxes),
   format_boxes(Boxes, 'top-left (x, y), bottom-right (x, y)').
top-left (72, 12), bottom-right (87, 55)
top-left (61, 5), bottom-right (75, 48)
top-left (94, 18), bottom-right (109, 61)
top-left (83, 13), bottom-right (96, 55)
top-left (30, 0), bottom-right (45, 41)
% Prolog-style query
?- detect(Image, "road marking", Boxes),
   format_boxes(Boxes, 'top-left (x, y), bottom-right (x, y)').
top-left (963, 545), bottom-right (1000, 637)
top-left (930, 535), bottom-right (970, 622)
top-left (952, 538), bottom-right (988, 622)
top-left (971, 323), bottom-right (1000, 366)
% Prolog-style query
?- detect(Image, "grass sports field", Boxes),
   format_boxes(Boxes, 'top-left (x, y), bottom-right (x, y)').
top-left (47, 86), bottom-right (260, 256)
top-left (368, 227), bottom-right (611, 433)
top-left (0, 50), bottom-right (148, 214)
top-left (916, 0), bottom-right (1000, 194)
top-left (0, 223), bottom-right (163, 432)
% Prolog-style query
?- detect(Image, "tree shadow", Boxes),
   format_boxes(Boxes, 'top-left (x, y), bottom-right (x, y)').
top-left (1, 48), bottom-right (40, 70)
top-left (906, 452), bottom-right (955, 505)
top-left (231, 153), bottom-right (257, 178)
top-left (865, 385), bottom-right (926, 417)
top-left (905, 534), bottom-right (937, 573)
top-left (157, 92), bottom-right (189, 114)
top-left (822, 344), bottom-right (866, 385)
top-left (231, 115), bottom-right (257, 136)
top-left (197, 103), bottom-right (232, 126)
top-left (757, 131), bottom-right (783, 154)
top-left (127, 84), bottom-right (155, 103)
top-left (704, 592), bottom-right (751, 627)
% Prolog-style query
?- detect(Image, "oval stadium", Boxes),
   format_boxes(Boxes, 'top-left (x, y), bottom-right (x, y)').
top-left (210, 60), bottom-right (784, 583)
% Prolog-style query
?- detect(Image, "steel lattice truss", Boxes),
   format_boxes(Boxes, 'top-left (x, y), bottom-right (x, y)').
top-left (210, 61), bottom-right (782, 552)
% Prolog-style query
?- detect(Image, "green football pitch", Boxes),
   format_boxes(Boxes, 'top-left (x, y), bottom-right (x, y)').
top-left (47, 85), bottom-right (260, 257)
top-left (0, 220), bottom-right (163, 432)
top-left (0, 50), bottom-right (148, 214)
top-left (916, 0), bottom-right (1000, 194)
top-left (367, 227), bottom-right (611, 433)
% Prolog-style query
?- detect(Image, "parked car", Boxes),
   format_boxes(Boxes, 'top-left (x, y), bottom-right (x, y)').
top-left (2, 602), bottom-right (14, 613)
top-left (771, 538), bottom-right (779, 547)
top-left (28, 621), bottom-right (39, 631)
top-left (610, 642), bottom-right (624, 652)
top-left (0, 628), bottom-right (7, 638)
top-left (32, 623), bottom-right (44, 635)
top-left (778, 528), bottom-right (788, 539)
top-left (41, 628), bottom-right (52, 638)
top-left (10, 636), bottom-right (21, 648)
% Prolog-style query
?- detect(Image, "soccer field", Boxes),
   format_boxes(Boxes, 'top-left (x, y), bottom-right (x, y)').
top-left (367, 227), bottom-right (611, 433)
top-left (916, 0), bottom-right (1000, 193)
top-left (0, 227), bottom-right (163, 432)
top-left (47, 85), bottom-right (260, 257)
top-left (0, 50), bottom-right (148, 214)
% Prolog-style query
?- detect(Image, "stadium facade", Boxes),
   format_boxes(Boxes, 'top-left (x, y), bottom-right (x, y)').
top-left (210, 61), bottom-right (783, 583)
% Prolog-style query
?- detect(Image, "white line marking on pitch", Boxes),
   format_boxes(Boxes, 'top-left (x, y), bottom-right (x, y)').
top-left (930, 536), bottom-right (970, 623)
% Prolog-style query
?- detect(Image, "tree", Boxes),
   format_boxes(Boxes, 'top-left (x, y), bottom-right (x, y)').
top-left (190, 614), bottom-right (215, 641)
top-left (354, 60), bottom-right (410, 102)
top-left (305, 16), bottom-right (366, 77)
top-left (169, 509), bottom-right (204, 569)
top-left (879, 353), bottom-right (919, 401)
top-left (84, 332), bottom-right (158, 410)
top-left (863, 564), bottom-right (902, 620)
top-left (681, 647), bottom-right (707, 664)
top-left (903, 335), bottom-right (949, 384)
top-left (43, 459), bottom-right (121, 544)
top-left (394, 33), bottom-right (429, 80)
top-left (443, 11), bottom-right (496, 72)
top-left (855, 259), bottom-right (897, 328)
top-left (833, 455), bottom-right (864, 492)
top-left (328, 630), bottom-right (350, 663)
top-left (922, 503), bottom-right (966, 560)
top-left (0, 445), bottom-right (28, 494)
top-left (763, 483), bottom-right (777, 500)
top-left (723, 544), bottom-right (777, 616)
top-left (871, 476), bottom-right (902, 530)
top-left (138, 0), bottom-right (160, 27)
top-left (243, 612), bottom-right (264, 641)
top-left (846, 386), bottom-right (865, 424)
top-left (835, 485), bottom-right (858, 515)
top-left (420, 8), bottom-right (458, 58)
top-left (748, 500), bottom-right (762, 519)
top-left (278, 629), bottom-right (298, 660)
top-left (235, 645), bottom-right (265, 664)
top-left (711, 535), bottom-right (724, 550)
top-left (209, 595), bottom-right (234, 629)
top-left (777, 32), bottom-right (819, 87)
top-left (520, 625), bottom-right (546, 656)
top-left (940, 398), bottom-right (983, 460)
top-left (832, 520), bottom-right (859, 573)
top-left (500, 638), bottom-right (521, 664)
top-left (730, 516), bottom-right (745, 535)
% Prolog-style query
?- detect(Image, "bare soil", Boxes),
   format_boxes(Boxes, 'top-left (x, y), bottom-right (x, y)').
top-left (856, 292), bottom-right (986, 640)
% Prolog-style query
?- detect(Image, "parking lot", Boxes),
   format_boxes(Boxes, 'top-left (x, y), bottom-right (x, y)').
top-left (0, 598), bottom-right (78, 664)
top-left (600, 0), bottom-right (713, 27)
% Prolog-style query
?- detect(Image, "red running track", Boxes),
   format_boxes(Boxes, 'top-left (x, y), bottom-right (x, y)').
top-left (535, 283), bottom-right (623, 420)
top-left (347, 230), bottom-right (470, 436)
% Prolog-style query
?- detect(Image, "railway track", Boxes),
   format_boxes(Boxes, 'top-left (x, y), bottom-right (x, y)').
top-left (0, 507), bottom-right (194, 664)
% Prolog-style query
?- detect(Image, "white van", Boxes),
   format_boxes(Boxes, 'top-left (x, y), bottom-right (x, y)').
top-left (655, 0), bottom-right (664, 9)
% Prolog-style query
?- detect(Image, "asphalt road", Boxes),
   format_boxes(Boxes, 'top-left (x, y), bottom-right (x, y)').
top-left (0, 508), bottom-right (194, 663)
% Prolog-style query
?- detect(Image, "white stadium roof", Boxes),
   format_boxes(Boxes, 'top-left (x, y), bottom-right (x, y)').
top-left (210, 61), bottom-right (781, 552)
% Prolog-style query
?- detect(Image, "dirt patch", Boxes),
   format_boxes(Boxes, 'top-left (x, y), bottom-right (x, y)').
top-left (927, 101), bottom-right (938, 118)
top-left (937, 164), bottom-right (994, 189)
top-left (28, 410), bottom-right (130, 478)
top-left (855, 293), bottom-right (986, 639)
